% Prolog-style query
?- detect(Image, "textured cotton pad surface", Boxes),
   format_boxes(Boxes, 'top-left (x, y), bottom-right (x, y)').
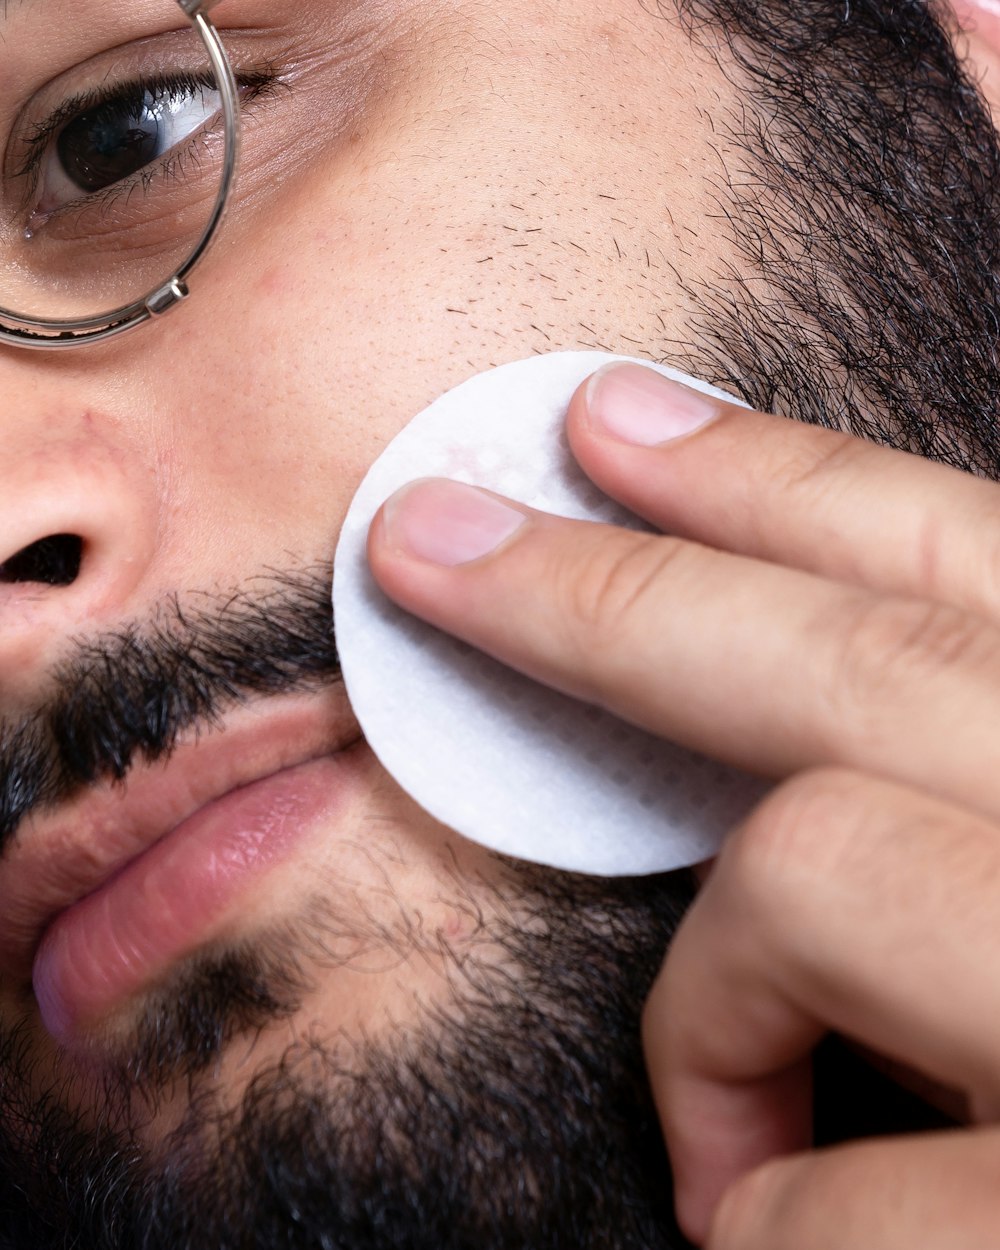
top-left (334, 352), bottom-right (768, 876)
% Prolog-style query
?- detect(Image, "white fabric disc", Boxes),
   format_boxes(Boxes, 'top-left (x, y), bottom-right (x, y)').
top-left (333, 351), bottom-right (768, 876)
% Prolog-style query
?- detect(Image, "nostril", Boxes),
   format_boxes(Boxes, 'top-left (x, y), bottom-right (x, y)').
top-left (0, 534), bottom-right (84, 587)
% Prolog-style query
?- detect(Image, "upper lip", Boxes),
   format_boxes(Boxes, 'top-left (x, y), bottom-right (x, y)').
top-left (0, 690), bottom-right (361, 983)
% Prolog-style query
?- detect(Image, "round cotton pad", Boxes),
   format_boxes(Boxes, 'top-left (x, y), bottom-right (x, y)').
top-left (333, 351), bottom-right (768, 876)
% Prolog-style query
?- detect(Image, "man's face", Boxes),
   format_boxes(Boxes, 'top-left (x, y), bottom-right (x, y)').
top-left (0, 0), bottom-right (998, 1245)
top-left (0, 2), bottom-right (731, 1241)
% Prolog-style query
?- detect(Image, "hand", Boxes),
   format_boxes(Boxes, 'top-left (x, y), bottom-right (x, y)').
top-left (366, 361), bottom-right (1000, 1248)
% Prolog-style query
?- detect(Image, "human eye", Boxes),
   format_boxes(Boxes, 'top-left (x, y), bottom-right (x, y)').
top-left (9, 67), bottom-right (274, 241)
top-left (19, 74), bottom-right (229, 232)
top-left (0, 29), bottom-right (282, 321)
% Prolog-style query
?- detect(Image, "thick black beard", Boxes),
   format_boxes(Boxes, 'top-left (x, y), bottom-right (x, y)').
top-left (0, 569), bottom-right (340, 851)
top-left (0, 869), bottom-right (697, 1250)
top-left (673, 0), bottom-right (1000, 470)
top-left (2, 0), bottom-right (1000, 1244)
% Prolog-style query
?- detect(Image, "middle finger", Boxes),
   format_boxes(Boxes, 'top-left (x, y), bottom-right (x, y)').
top-left (567, 365), bottom-right (1000, 623)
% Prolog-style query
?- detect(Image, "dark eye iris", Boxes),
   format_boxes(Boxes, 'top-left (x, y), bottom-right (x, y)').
top-left (56, 92), bottom-right (162, 194)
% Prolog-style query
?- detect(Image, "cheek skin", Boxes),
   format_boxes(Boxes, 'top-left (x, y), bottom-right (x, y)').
top-left (124, 1), bottom-right (737, 605)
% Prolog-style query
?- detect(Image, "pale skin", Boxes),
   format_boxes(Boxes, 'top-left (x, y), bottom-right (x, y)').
top-left (368, 361), bottom-right (1000, 1248)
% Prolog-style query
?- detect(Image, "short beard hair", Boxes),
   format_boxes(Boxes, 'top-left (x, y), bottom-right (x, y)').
top-left (673, 0), bottom-right (1000, 473)
top-left (2, 0), bottom-right (1000, 1245)
top-left (0, 867), bottom-right (696, 1250)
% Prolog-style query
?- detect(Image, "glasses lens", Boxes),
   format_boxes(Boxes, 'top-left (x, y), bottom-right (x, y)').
top-left (0, 1), bottom-right (231, 326)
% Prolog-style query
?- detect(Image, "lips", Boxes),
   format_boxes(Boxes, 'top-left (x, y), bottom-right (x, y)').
top-left (0, 691), bottom-right (363, 1040)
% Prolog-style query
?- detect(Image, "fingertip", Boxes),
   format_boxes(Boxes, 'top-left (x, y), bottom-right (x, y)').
top-left (368, 478), bottom-right (528, 570)
top-left (563, 369), bottom-right (597, 456)
top-left (580, 363), bottom-right (726, 448)
top-left (365, 492), bottom-right (408, 606)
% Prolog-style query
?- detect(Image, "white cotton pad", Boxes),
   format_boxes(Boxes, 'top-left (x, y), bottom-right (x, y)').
top-left (333, 351), bottom-right (768, 876)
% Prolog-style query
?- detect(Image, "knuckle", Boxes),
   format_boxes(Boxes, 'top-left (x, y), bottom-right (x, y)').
top-left (707, 1156), bottom-right (803, 1250)
top-left (722, 768), bottom-right (870, 914)
top-left (971, 515), bottom-right (1000, 619)
top-left (826, 594), bottom-right (994, 730)
top-left (777, 430), bottom-right (870, 507)
top-left (559, 530), bottom-right (692, 656)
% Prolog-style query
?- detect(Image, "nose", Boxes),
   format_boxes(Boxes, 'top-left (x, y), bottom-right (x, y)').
top-left (1, 535), bottom-right (82, 588)
top-left (0, 414), bottom-right (157, 681)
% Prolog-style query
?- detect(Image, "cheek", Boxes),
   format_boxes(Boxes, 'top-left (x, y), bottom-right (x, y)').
top-left (129, 12), bottom-right (734, 584)
top-left (142, 204), bottom-right (676, 573)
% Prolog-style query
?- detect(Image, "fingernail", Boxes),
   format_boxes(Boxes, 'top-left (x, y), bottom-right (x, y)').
top-left (382, 478), bottom-right (527, 566)
top-left (586, 363), bottom-right (721, 446)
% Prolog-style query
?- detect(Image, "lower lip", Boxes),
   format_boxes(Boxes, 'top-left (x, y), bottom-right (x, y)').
top-left (32, 752), bottom-right (362, 1044)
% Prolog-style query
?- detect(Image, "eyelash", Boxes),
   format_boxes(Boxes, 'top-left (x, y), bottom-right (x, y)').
top-left (12, 67), bottom-right (279, 217)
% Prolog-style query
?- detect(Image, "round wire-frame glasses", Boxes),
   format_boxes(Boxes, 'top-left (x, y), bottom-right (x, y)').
top-left (0, 0), bottom-right (240, 351)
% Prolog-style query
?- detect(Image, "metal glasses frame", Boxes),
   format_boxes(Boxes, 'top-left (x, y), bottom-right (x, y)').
top-left (0, 0), bottom-right (240, 351)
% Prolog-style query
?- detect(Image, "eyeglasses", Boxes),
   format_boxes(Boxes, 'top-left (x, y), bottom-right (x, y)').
top-left (0, 0), bottom-right (240, 351)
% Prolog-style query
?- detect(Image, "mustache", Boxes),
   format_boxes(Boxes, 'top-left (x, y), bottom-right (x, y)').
top-left (0, 567), bottom-right (340, 852)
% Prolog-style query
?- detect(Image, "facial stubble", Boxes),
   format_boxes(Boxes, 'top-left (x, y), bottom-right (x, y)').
top-left (2, 0), bottom-right (1000, 1243)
